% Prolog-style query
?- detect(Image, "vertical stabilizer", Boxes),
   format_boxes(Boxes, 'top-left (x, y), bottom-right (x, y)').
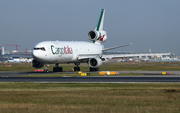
top-left (96, 9), bottom-right (105, 31)
top-left (87, 9), bottom-right (107, 43)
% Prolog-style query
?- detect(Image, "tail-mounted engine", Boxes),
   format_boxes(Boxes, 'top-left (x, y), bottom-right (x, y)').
top-left (88, 30), bottom-right (107, 43)
top-left (88, 57), bottom-right (102, 68)
top-left (32, 60), bottom-right (44, 68)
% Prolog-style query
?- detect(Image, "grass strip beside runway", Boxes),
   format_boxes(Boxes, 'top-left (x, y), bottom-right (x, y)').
top-left (0, 83), bottom-right (179, 113)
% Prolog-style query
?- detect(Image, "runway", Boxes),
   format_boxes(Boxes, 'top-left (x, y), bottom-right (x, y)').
top-left (0, 76), bottom-right (180, 83)
top-left (1, 71), bottom-right (180, 77)
top-left (0, 71), bottom-right (180, 83)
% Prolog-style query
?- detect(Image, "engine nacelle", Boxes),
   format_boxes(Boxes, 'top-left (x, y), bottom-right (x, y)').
top-left (32, 60), bottom-right (44, 68)
top-left (88, 31), bottom-right (100, 41)
top-left (88, 57), bottom-right (102, 68)
top-left (88, 30), bottom-right (107, 43)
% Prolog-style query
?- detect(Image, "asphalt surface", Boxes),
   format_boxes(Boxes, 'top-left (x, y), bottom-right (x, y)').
top-left (0, 76), bottom-right (180, 83)
top-left (0, 71), bottom-right (180, 77)
top-left (0, 71), bottom-right (180, 83)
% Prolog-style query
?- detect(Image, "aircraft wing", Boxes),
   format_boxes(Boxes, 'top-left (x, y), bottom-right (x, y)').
top-left (102, 53), bottom-right (171, 59)
top-left (77, 52), bottom-right (171, 61)
top-left (77, 54), bottom-right (101, 60)
top-left (103, 43), bottom-right (132, 51)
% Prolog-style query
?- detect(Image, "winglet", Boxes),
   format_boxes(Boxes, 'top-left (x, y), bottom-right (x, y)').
top-left (96, 9), bottom-right (105, 31)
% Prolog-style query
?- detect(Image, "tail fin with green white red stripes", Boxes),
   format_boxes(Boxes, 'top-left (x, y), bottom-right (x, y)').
top-left (87, 9), bottom-right (107, 43)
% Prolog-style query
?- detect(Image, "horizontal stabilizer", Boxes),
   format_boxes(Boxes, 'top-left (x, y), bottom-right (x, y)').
top-left (103, 43), bottom-right (133, 51)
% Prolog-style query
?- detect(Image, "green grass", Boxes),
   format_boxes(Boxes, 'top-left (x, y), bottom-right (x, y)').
top-left (0, 62), bottom-right (180, 112)
top-left (0, 83), bottom-right (180, 113)
top-left (1, 62), bottom-right (180, 72)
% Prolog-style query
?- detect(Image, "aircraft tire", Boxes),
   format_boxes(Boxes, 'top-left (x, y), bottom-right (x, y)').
top-left (58, 67), bottom-right (63, 72)
top-left (44, 69), bottom-right (48, 73)
top-left (53, 67), bottom-right (63, 72)
top-left (95, 68), bottom-right (99, 71)
top-left (90, 67), bottom-right (99, 72)
top-left (74, 67), bottom-right (80, 71)
top-left (53, 67), bottom-right (57, 72)
top-left (77, 67), bottom-right (80, 71)
top-left (74, 67), bottom-right (76, 71)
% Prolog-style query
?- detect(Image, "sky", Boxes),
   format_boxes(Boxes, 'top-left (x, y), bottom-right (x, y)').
top-left (0, 0), bottom-right (180, 55)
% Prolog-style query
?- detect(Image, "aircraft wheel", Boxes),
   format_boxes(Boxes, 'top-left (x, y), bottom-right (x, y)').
top-left (53, 67), bottom-right (63, 72)
top-left (74, 67), bottom-right (80, 71)
top-left (44, 69), bottom-right (48, 73)
top-left (53, 67), bottom-right (57, 72)
top-left (89, 67), bottom-right (93, 71)
top-left (58, 67), bottom-right (63, 72)
top-left (74, 67), bottom-right (76, 71)
top-left (90, 67), bottom-right (99, 72)
top-left (77, 67), bottom-right (80, 71)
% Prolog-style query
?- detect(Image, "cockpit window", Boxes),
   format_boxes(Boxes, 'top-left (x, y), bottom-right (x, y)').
top-left (33, 47), bottom-right (46, 51)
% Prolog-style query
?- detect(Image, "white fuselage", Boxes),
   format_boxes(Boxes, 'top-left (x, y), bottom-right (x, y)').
top-left (32, 41), bottom-right (103, 63)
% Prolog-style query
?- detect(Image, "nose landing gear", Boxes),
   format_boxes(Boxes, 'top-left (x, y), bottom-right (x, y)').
top-left (44, 64), bottom-right (48, 73)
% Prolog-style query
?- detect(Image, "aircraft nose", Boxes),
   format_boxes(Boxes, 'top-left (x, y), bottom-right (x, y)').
top-left (32, 50), bottom-right (40, 59)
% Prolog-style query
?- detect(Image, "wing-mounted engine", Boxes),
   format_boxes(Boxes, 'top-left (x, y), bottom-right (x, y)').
top-left (88, 30), bottom-right (107, 43)
top-left (88, 57), bottom-right (102, 68)
top-left (88, 9), bottom-right (107, 43)
top-left (32, 59), bottom-right (44, 68)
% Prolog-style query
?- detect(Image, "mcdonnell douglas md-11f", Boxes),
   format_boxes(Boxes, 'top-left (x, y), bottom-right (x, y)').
top-left (32, 9), bottom-right (132, 72)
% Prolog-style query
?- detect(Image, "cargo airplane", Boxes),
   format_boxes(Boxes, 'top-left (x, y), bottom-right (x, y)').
top-left (31, 9), bottom-right (131, 72)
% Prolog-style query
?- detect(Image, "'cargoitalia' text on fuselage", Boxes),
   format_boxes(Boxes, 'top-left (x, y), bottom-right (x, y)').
top-left (51, 45), bottom-right (73, 56)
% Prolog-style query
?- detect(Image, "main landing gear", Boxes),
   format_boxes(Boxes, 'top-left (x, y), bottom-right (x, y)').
top-left (44, 63), bottom-right (99, 72)
top-left (89, 67), bottom-right (99, 71)
top-left (53, 63), bottom-right (63, 72)
top-left (74, 63), bottom-right (80, 71)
